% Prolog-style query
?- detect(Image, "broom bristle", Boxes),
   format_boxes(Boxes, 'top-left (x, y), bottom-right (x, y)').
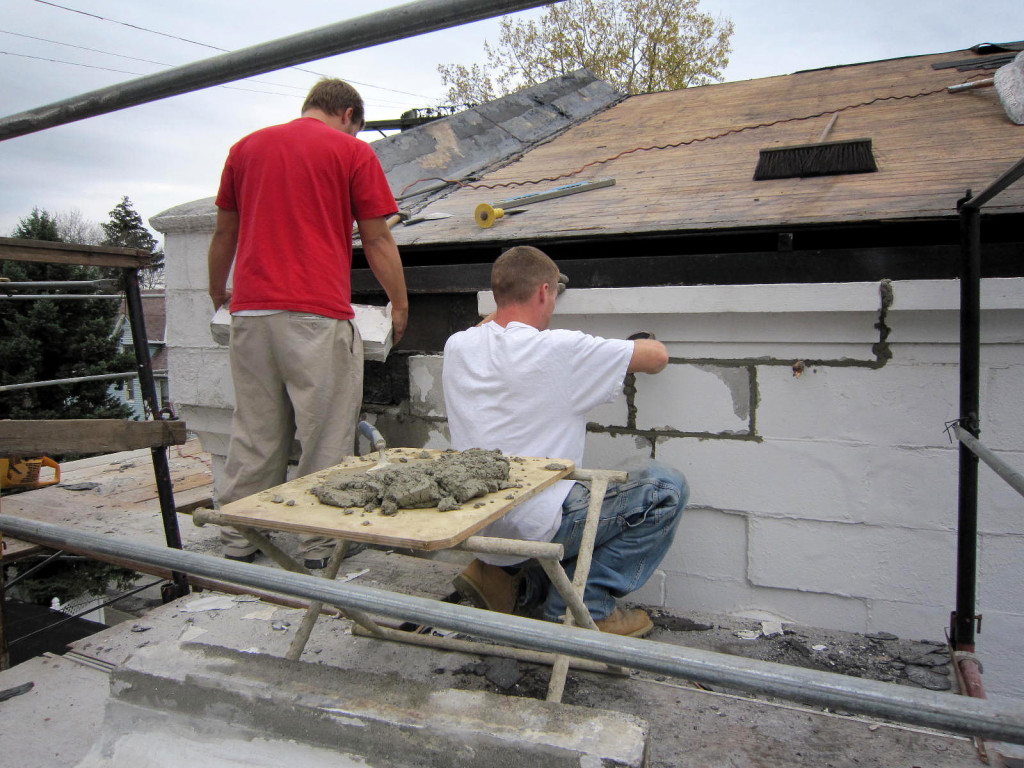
top-left (754, 139), bottom-right (877, 180)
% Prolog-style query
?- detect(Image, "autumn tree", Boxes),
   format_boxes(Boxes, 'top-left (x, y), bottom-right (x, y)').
top-left (101, 196), bottom-right (164, 288)
top-left (438, 0), bottom-right (733, 103)
top-left (0, 208), bottom-right (134, 423)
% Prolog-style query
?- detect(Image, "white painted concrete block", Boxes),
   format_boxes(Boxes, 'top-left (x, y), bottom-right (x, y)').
top-left (171, 348), bottom-right (234, 410)
top-left (864, 598), bottom-right (950, 642)
top-left (162, 230), bottom-right (215, 291)
top-left (585, 386), bottom-right (628, 428)
top-left (973, 611), bottom-right (1024, 703)
top-left (634, 363), bottom-right (750, 435)
top-left (979, 470), bottom-right (1024, 536)
top-left (984, 364), bottom-right (1024, 452)
top-left (628, 570), bottom-right (665, 607)
top-left (747, 518), bottom-right (955, 604)
top-left (166, 289), bottom-right (224, 348)
top-left (582, 431), bottom-right (653, 471)
top-left (756, 363), bottom-right (959, 447)
top-left (655, 437), bottom-right (959, 530)
top-left (979, 534), bottom-right (1024, 614)
top-left (408, 354), bottom-right (445, 418)
top-left (660, 508), bottom-right (747, 582)
top-left (661, 573), bottom-right (870, 634)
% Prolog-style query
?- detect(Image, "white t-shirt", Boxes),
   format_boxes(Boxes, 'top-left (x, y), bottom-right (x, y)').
top-left (442, 321), bottom-right (633, 564)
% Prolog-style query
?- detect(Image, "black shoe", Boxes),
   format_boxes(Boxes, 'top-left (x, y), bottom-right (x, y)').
top-left (225, 552), bottom-right (256, 564)
top-left (304, 557), bottom-right (330, 570)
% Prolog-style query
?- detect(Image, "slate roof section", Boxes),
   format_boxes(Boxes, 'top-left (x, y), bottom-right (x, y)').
top-left (388, 48), bottom-right (1024, 248)
top-left (372, 68), bottom-right (623, 202)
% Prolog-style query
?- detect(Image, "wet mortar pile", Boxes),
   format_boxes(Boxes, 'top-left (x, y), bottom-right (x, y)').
top-left (312, 448), bottom-right (517, 515)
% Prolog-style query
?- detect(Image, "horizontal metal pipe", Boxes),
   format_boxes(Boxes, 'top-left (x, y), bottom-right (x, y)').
top-left (956, 425), bottom-right (1024, 500)
top-left (0, 295), bottom-right (123, 300)
top-left (0, 280), bottom-right (120, 291)
top-left (0, 371), bottom-right (167, 392)
top-left (2, 513), bottom-right (1023, 745)
top-left (0, 0), bottom-right (555, 141)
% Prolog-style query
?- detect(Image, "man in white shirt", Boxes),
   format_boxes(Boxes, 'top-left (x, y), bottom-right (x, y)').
top-left (442, 245), bottom-right (688, 637)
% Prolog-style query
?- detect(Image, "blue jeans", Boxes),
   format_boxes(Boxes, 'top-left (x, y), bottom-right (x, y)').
top-left (531, 461), bottom-right (688, 622)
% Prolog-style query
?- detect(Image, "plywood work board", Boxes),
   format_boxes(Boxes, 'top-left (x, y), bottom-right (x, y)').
top-left (216, 448), bottom-right (575, 551)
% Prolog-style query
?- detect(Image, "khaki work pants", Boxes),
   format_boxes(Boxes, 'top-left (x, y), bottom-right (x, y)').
top-left (218, 312), bottom-right (363, 559)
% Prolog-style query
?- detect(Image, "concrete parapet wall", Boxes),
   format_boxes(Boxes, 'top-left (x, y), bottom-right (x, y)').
top-left (77, 642), bottom-right (649, 768)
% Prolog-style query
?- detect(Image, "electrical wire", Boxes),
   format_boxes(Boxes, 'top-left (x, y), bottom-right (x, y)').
top-left (0, 49), bottom-right (416, 108)
top-left (31, 0), bottom-right (434, 101)
top-left (398, 85), bottom-right (953, 197)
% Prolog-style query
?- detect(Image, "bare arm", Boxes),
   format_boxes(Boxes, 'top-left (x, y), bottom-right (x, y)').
top-left (357, 216), bottom-right (409, 344)
top-left (207, 208), bottom-right (239, 310)
top-left (628, 339), bottom-right (669, 374)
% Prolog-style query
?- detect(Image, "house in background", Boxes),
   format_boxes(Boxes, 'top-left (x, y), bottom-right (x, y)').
top-left (111, 290), bottom-right (169, 419)
top-left (153, 45), bottom-right (1024, 701)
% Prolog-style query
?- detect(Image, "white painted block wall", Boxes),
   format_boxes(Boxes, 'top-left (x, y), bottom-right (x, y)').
top-left (154, 204), bottom-right (1024, 701)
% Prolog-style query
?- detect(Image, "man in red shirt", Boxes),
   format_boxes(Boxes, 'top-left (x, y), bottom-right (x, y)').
top-left (208, 78), bottom-right (408, 567)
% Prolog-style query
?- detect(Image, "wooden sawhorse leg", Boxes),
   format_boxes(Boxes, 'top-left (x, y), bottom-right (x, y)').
top-left (544, 468), bottom-right (627, 702)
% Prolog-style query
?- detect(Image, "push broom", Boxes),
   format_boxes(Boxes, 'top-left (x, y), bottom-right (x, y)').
top-left (753, 112), bottom-right (877, 180)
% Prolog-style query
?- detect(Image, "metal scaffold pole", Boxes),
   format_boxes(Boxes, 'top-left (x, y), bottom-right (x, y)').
top-left (2, 514), bottom-right (1024, 746)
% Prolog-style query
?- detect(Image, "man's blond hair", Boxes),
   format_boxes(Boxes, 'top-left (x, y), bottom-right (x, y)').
top-left (491, 246), bottom-right (560, 306)
top-left (302, 78), bottom-right (364, 125)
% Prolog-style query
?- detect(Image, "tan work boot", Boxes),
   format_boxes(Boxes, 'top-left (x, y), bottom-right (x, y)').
top-left (454, 559), bottom-right (519, 614)
top-left (594, 607), bottom-right (654, 638)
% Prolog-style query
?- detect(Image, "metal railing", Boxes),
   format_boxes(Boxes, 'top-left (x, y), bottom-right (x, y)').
top-left (2, 513), bottom-right (1023, 745)
top-left (951, 154), bottom-right (1024, 650)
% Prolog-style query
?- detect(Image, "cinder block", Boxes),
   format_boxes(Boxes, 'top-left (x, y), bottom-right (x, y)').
top-left (747, 518), bottom-right (955, 604)
top-left (661, 572), bottom-right (870, 634)
top-left (582, 431), bottom-right (653, 471)
top-left (970, 611), bottom-right (1024, 703)
top-left (634, 363), bottom-right (750, 435)
top-left (655, 437), bottom-right (959, 529)
top-left (979, 534), bottom-right (1024, 614)
top-left (983, 364), bottom-right (1024, 451)
top-left (586, 386), bottom-right (629, 428)
top-left (165, 289), bottom-right (220, 348)
top-left (660, 508), bottom-right (747, 582)
top-left (170, 347), bottom-right (233, 410)
top-left (162, 230), bottom-right (215, 291)
top-left (408, 354), bottom-right (445, 418)
top-left (756, 363), bottom-right (958, 447)
top-left (979, 471), bottom-right (1024, 536)
top-left (629, 569), bottom-right (665, 607)
top-left (85, 642), bottom-right (650, 768)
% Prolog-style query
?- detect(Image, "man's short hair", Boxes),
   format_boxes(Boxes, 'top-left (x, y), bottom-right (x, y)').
top-left (492, 246), bottom-right (560, 305)
top-left (302, 78), bottom-right (364, 125)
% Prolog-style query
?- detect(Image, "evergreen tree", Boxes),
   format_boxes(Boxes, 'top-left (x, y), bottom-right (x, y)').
top-left (0, 208), bottom-right (135, 425)
top-left (101, 196), bottom-right (164, 288)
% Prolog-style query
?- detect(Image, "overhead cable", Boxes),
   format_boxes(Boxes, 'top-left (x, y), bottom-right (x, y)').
top-left (31, 0), bottom-right (433, 101)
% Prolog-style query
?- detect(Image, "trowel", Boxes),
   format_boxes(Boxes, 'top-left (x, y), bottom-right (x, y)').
top-left (320, 421), bottom-right (392, 484)
top-left (358, 421), bottom-right (391, 473)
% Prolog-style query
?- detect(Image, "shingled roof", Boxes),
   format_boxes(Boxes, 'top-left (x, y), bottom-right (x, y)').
top-left (387, 48), bottom-right (1024, 250)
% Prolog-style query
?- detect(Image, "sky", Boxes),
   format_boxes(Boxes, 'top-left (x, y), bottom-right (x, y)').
top-left (1, 0), bottom-right (1021, 241)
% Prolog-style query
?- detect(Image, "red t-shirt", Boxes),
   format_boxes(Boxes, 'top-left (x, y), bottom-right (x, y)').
top-left (216, 117), bottom-right (397, 319)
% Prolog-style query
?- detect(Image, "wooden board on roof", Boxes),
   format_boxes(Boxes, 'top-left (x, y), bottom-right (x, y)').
top-left (388, 49), bottom-right (1024, 248)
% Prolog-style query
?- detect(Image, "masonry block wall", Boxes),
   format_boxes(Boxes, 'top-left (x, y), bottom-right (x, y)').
top-left (154, 204), bottom-right (1023, 701)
